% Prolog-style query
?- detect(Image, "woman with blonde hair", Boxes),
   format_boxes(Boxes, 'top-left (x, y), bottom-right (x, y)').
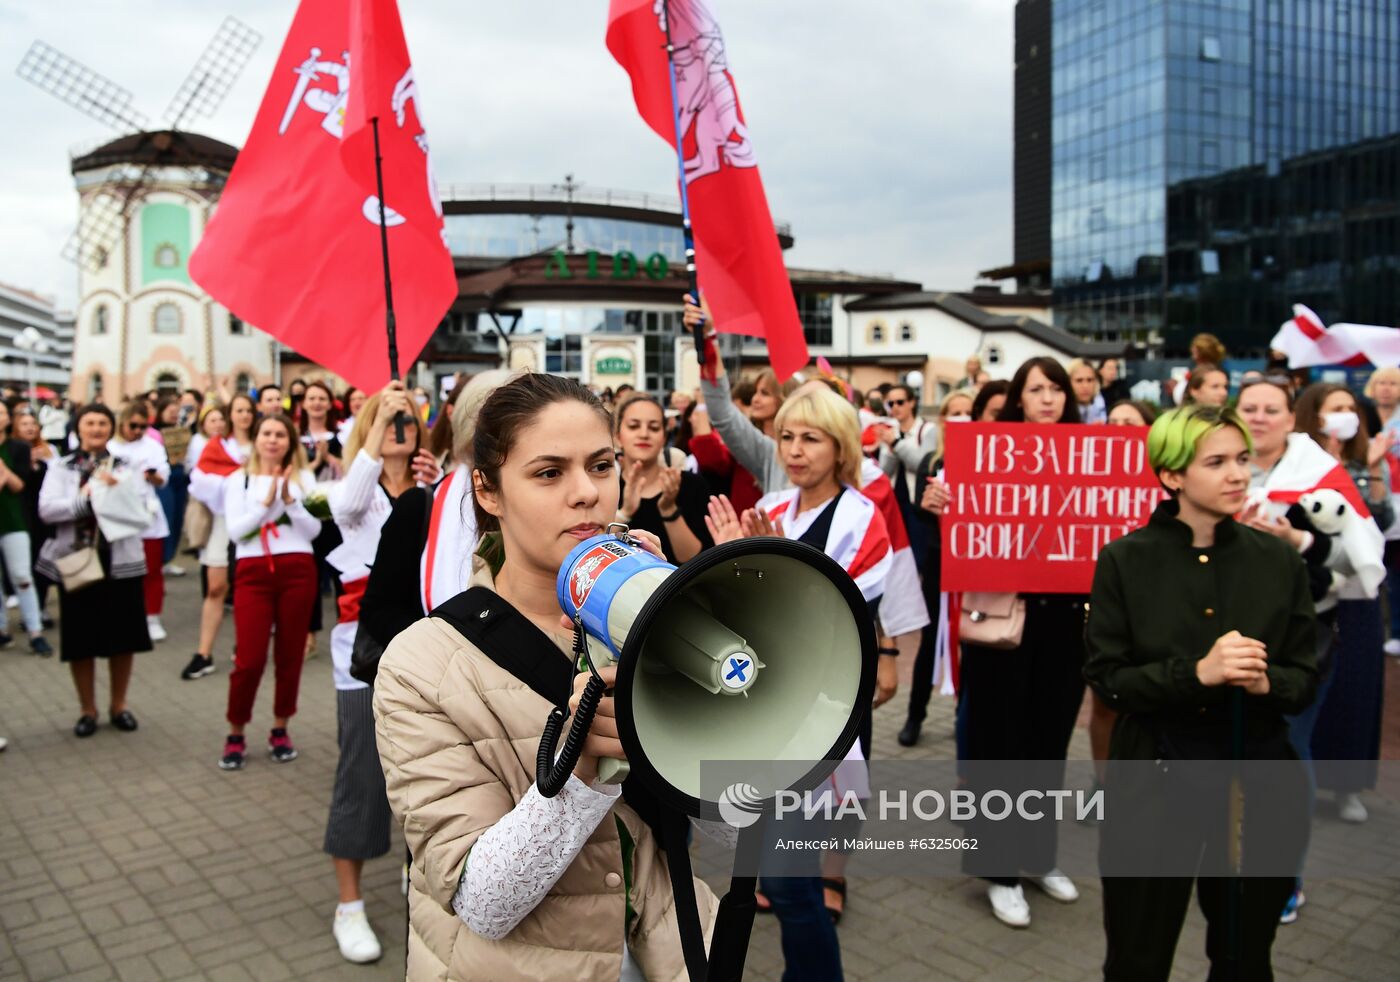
top-left (1067, 358), bottom-right (1107, 423)
top-left (322, 381), bottom-right (439, 963)
top-left (708, 382), bottom-right (890, 971)
top-left (354, 369), bottom-right (518, 675)
top-left (218, 414), bottom-right (320, 770)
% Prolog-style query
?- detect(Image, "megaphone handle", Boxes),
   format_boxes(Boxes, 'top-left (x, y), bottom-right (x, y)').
top-left (597, 757), bottom-right (630, 784)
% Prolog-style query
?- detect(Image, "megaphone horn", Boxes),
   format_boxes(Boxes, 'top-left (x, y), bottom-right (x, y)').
top-left (539, 527), bottom-right (876, 819)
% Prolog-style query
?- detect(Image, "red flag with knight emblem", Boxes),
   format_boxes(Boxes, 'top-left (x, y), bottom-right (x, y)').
top-left (606, 0), bottom-right (808, 381)
top-left (189, 0), bottom-right (456, 392)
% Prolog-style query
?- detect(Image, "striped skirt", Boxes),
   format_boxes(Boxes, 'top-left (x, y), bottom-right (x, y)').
top-left (323, 685), bottom-right (393, 860)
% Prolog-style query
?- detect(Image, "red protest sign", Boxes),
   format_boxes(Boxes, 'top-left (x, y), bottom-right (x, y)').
top-left (939, 422), bottom-right (1168, 594)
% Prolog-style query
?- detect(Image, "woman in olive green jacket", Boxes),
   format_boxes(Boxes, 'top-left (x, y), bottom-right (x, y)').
top-left (1085, 405), bottom-right (1317, 982)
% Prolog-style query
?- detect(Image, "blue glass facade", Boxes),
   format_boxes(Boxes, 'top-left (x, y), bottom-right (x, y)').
top-left (1049, 0), bottom-right (1400, 355)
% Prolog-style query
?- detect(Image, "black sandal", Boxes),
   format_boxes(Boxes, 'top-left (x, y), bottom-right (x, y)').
top-left (110, 710), bottom-right (138, 733)
top-left (823, 877), bottom-right (847, 925)
top-left (74, 715), bottom-right (97, 738)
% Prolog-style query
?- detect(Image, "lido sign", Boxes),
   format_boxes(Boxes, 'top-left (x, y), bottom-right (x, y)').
top-left (544, 249), bottom-right (671, 282)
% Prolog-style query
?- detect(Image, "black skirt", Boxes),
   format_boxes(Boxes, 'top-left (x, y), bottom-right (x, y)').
top-left (58, 576), bottom-right (153, 662)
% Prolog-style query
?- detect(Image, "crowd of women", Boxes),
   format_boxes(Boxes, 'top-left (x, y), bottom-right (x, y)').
top-left (3, 302), bottom-right (1393, 980)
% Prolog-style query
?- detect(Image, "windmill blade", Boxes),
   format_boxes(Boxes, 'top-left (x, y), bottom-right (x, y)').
top-left (62, 167), bottom-right (152, 272)
top-left (15, 41), bottom-right (149, 132)
top-left (164, 15), bottom-right (262, 130)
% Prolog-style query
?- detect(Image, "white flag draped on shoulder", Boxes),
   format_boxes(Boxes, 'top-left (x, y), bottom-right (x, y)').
top-left (1247, 432), bottom-right (1386, 598)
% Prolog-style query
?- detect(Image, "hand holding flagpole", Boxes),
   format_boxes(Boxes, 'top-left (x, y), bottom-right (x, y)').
top-left (661, 0), bottom-right (706, 371)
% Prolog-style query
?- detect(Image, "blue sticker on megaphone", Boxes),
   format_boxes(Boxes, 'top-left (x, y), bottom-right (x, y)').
top-left (722, 655), bottom-right (752, 689)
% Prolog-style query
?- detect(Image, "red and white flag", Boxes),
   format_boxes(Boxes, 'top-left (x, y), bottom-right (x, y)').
top-left (607, 0), bottom-right (808, 381)
top-left (859, 458), bottom-right (930, 637)
top-left (1249, 432), bottom-right (1385, 597)
top-left (1270, 304), bottom-right (1400, 369)
top-left (758, 484), bottom-right (892, 601)
top-left (189, 0), bottom-right (456, 393)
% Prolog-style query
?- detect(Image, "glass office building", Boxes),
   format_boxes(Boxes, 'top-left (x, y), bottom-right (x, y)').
top-left (1048, 0), bottom-right (1399, 356)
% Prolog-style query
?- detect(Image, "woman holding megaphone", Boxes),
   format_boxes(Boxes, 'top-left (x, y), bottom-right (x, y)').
top-left (374, 373), bottom-right (718, 982)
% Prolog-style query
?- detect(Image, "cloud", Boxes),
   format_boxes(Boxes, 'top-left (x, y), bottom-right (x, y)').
top-left (0, 0), bottom-right (1011, 309)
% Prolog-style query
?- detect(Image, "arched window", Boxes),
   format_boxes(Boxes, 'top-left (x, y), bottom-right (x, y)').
top-left (153, 303), bottom-right (181, 334)
top-left (154, 243), bottom-right (179, 269)
top-left (235, 372), bottom-right (253, 393)
top-left (229, 314), bottom-right (246, 336)
top-left (154, 371), bottom-right (180, 395)
top-left (87, 371), bottom-right (103, 402)
top-left (867, 322), bottom-right (885, 345)
top-left (986, 344), bottom-right (1004, 366)
top-left (899, 322), bottom-right (915, 342)
top-left (92, 305), bottom-right (109, 335)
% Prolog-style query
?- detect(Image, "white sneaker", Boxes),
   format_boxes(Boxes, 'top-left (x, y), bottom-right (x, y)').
top-left (988, 883), bottom-right (1030, 927)
top-left (333, 909), bottom-right (383, 964)
top-left (1028, 869), bottom-right (1079, 903)
top-left (1385, 639), bottom-right (1400, 657)
top-left (146, 615), bottom-right (167, 642)
top-left (1338, 792), bottom-right (1368, 824)
top-left (162, 563), bottom-right (187, 577)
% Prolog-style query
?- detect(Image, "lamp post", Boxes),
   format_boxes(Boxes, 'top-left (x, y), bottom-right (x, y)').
top-left (15, 327), bottom-right (51, 410)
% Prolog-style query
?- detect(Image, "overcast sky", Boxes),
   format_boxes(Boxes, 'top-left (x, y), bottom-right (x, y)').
top-left (0, 0), bottom-right (1012, 311)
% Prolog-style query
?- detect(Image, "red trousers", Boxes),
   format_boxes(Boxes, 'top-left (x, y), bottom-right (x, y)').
top-left (143, 538), bottom-right (164, 615)
top-left (227, 553), bottom-right (317, 726)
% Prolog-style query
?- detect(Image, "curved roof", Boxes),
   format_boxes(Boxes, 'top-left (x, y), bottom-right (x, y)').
top-left (70, 130), bottom-right (238, 175)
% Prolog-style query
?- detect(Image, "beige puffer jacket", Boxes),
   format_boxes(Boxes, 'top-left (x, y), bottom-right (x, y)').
top-left (373, 564), bottom-right (718, 981)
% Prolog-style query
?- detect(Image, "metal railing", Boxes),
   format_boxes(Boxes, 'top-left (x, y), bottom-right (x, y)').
top-left (439, 182), bottom-right (792, 238)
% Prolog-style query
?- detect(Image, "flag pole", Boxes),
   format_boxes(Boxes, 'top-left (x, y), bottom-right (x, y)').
top-left (371, 116), bottom-right (408, 442)
top-left (662, 1), bottom-right (706, 370)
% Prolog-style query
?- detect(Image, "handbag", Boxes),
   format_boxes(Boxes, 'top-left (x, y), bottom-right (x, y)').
top-left (55, 541), bottom-right (104, 593)
top-left (184, 497), bottom-right (213, 550)
top-left (959, 592), bottom-right (1026, 649)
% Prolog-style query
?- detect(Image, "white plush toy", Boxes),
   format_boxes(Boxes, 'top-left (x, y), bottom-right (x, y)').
top-left (1298, 488), bottom-right (1352, 535)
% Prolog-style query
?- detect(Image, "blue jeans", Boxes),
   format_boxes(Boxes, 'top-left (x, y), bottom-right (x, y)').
top-left (0, 530), bottom-right (43, 635)
top-left (157, 464), bottom-right (188, 564)
top-left (757, 874), bottom-right (843, 981)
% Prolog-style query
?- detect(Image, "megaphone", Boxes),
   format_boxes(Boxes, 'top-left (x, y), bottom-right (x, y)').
top-left (540, 526), bottom-right (876, 818)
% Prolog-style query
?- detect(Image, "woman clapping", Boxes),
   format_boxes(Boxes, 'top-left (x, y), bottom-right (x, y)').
top-left (218, 415), bottom-right (320, 770)
top-left (614, 393), bottom-right (712, 563)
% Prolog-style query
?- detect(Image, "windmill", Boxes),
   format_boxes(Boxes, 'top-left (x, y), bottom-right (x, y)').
top-left (15, 15), bottom-right (262, 272)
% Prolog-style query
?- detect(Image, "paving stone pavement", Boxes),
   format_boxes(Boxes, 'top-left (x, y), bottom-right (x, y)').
top-left (2, 569), bottom-right (1398, 980)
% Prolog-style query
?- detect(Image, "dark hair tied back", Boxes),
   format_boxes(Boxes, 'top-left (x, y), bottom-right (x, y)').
top-left (471, 374), bottom-right (613, 538)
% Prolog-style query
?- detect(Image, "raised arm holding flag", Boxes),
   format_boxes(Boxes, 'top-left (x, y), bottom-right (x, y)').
top-left (607, 0), bottom-right (808, 382)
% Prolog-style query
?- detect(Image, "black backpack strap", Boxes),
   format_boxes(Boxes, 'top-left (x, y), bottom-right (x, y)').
top-left (431, 586), bottom-right (573, 707)
top-left (796, 487), bottom-right (846, 552)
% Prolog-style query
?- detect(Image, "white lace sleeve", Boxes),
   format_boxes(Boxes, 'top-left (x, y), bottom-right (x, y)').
top-left (452, 775), bottom-right (622, 940)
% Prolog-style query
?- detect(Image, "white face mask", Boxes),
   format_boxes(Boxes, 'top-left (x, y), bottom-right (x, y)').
top-left (1321, 411), bottom-right (1360, 442)
top-left (945, 414), bottom-right (971, 422)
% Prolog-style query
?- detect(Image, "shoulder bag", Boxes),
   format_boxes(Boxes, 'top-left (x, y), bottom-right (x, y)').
top-left (959, 592), bottom-right (1026, 649)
